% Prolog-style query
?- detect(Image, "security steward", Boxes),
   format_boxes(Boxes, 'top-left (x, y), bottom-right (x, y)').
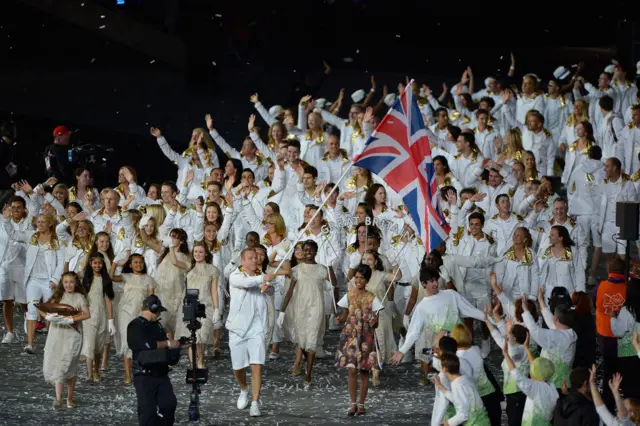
top-left (127, 295), bottom-right (185, 426)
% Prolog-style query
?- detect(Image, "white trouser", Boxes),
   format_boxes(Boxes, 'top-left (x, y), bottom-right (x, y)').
top-left (26, 277), bottom-right (53, 321)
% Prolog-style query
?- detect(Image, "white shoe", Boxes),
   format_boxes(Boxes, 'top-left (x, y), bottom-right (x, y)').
top-left (250, 401), bottom-right (261, 417)
top-left (481, 338), bottom-right (490, 358)
top-left (268, 352), bottom-right (280, 360)
top-left (23, 344), bottom-right (35, 354)
top-left (314, 347), bottom-right (326, 359)
top-left (236, 389), bottom-right (249, 410)
top-left (587, 276), bottom-right (598, 287)
top-left (2, 332), bottom-right (15, 344)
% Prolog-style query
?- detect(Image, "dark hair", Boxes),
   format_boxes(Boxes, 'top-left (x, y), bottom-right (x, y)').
top-left (447, 125), bottom-right (462, 141)
top-left (303, 165), bottom-right (318, 180)
top-left (253, 244), bottom-right (269, 272)
top-left (569, 367), bottom-right (590, 390)
top-left (468, 212), bottom-right (485, 226)
top-left (495, 193), bottom-right (510, 206)
top-left (8, 195), bottom-right (26, 208)
top-left (549, 286), bottom-right (572, 313)
top-left (607, 157), bottom-right (622, 171)
top-left (161, 181), bottom-right (179, 194)
top-left (510, 324), bottom-right (528, 344)
top-left (423, 250), bottom-right (444, 269)
top-left (479, 96), bottom-right (496, 109)
top-left (552, 225), bottom-right (575, 247)
top-left (440, 354), bottom-right (460, 375)
top-left (88, 232), bottom-right (115, 262)
top-left (609, 257), bottom-right (626, 275)
top-left (364, 183), bottom-right (386, 211)
top-left (439, 336), bottom-right (458, 354)
top-left (355, 264), bottom-right (373, 282)
top-left (290, 242), bottom-right (305, 268)
top-left (434, 107), bottom-right (448, 118)
top-left (241, 168), bottom-right (255, 180)
top-left (555, 304), bottom-right (576, 329)
top-left (82, 253), bottom-right (115, 300)
top-left (420, 265), bottom-right (440, 283)
top-left (122, 253), bottom-right (148, 274)
top-left (190, 241), bottom-right (213, 269)
top-left (158, 228), bottom-right (190, 265)
top-left (433, 155), bottom-right (451, 174)
top-left (588, 145), bottom-right (602, 160)
top-left (514, 298), bottom-right (538, 323)
top-left (599, 95), bottom-right (614, 112)
top-left (303, 239), bottom-right (318, 254)
top-left (245, 231), bottom-right (259, 245)
top-left (363, 250), bottom-right (384, 271)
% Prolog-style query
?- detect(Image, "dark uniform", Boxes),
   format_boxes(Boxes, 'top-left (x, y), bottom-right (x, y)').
top-left (127, 315), bottom-right (180, 426)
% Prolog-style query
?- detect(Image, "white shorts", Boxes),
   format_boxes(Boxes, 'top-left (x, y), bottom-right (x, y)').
top-left (602, 222), bottom-right (626, 255)
top-left (577, 215), bottom-right (601, 248)
top-left (229, 333), bottom-right (266, 370)
top-left (0, 267), bottom-right (27, 303)
top-left (26, 277), bottom-right (53, 320)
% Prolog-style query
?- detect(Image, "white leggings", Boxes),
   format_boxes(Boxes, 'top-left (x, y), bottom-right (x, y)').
top-left (26, 277), bottom-right (53, 321)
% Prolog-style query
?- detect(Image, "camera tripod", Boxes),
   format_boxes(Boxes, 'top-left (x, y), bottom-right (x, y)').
top-left (186, 321), bottom-right (208, 422)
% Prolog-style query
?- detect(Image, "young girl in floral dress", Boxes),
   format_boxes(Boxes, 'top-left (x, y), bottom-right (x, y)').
top-left (41, 272), bottom-right (90, 408)
top-left (335, 264), bottom-right (381, 417)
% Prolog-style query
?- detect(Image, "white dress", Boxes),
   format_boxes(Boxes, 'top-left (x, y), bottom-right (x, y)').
top-left (81, 276), bottom-right (109, 360)
top-left (176, 263), bottom-right (220, 344)
top-left (365, 270), bottom-right (397, 364)
top-left (43, 292), bottom-right (88, 384)
top-left (117, 274), bottom-right (156, 358)
top-left (286, 263), bottom-right (326, 352)
top-left (153, 252), bottom-right (189, 334)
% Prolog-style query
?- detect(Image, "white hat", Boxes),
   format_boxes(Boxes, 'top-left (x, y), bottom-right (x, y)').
top-left (553, 66), bottom-right (570, 80)
top-left (268, 105), bottom-right (283, 117)
top-left (316, 98), bottom-right (327, 109)
top-left (451, 83), bottom-right (469, 95)
top-left (636, 60), bottom-right (640, 75)
top-left (351, 89), bottom-right (365, 103)
top-left (384, 93), bottom-right (397, 107)
top-left (604, 64), bottom-right (616, 74)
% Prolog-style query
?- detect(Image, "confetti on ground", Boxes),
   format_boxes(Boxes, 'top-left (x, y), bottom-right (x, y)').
top-left (0, 314), bottom-right (515, 425)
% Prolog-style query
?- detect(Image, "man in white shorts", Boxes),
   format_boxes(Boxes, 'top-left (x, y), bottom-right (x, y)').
top-left (598, 157), bottom-right (637, 271)
top-left (226, 248), bottom-right (275, 418)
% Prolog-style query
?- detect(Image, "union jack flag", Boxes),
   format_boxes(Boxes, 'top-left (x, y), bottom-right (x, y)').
top-left (353, 81), bottom-right (450, 253)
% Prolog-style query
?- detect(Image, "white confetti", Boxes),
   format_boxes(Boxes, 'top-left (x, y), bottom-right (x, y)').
top-left (500, 56), bottom-right (503, 60)
top-left (100, 15), bottom-right (105, 19)
top-left (212, 61), bottom-right (216, 66)
top-left (90, 58), bottom-right (96, 63)
top-left (343, 57), bottom-right (353, 63)
top-left (80, 2), bottom-right (85, 6)
top-left (356, 49), bottom-right (360, 54)
top-left (150, 59), bottom-right (155, 64)
top-left (215, 13), bottom-right (222, 17)
top-left (395, 34), bottom-right (400, 38)
top-left (99, 25), bottom-right (106, 29)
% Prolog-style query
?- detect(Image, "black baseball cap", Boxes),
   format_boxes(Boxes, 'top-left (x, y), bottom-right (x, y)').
top-left (145, 295), bottom-right (167, 313)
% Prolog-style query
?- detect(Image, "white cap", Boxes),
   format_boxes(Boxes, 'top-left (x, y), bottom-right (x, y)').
top-left (553, 66), bottom-right (570, 80)
top-left (351, 89), bottom-right (365, 103)
top-left (268, 105), bottom-right (283, 117)
top-left (316, 98), bottom-right (327, 109)
top-left (604, 64), bottom-right (616, 74)
top-left (384, 93), bottom-right (397, 107)
top-left (451, 83), bottom-right (469, 95)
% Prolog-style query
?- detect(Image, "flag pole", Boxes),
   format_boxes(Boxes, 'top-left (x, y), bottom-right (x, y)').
top-left (272, 164), bottom-right (355, 274)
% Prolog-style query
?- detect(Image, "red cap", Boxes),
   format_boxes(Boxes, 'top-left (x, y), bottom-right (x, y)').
top-left (53, 125), bottom-right (71, 136)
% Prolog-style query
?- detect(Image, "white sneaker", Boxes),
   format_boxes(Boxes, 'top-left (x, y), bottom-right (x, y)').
top-left (481, 338), bottom-right (490, 358)
top-left (314, 347), bottom-right (326, 359)
top-left (236, 389), bottom-right (249, 410)
top-left (249, 401), bottom-right (261, 417)
top-left (268, 352), bottom-right (280, 360)
top-left (2, 332), bottom-right (15, 344)
top-left (23, 344), bottom-right (35, 354)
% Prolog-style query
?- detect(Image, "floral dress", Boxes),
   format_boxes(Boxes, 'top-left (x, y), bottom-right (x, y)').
top-left (335, 287), bottom-right (382, 371)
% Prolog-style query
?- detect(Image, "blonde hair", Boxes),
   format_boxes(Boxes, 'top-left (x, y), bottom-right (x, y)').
top-left (504, 128), bottom-right (524, 155)
top-left (530, 357), bottom-right (555, 382)
top-left (144, 204), bottom-right (166, 227)
top-left (191, 128), bottom-right (214, 151)
top-left (450, 324), bottom-right (472, 348)
top-left (267, 213), bottom-right (287, 238)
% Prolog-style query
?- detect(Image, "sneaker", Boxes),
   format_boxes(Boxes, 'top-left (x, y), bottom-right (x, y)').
top-left (268, 352), bottom-right (280, 360)
top-left (481, 338), bottom-right (490, 359)
top-left (23, 344), bottom-right (35, 354)
top-left (249, 401), bottom-right (261, 417)
top-left (2, 332), bottom-right (15, 344)
top-left (237, 389), bottom-right (249, 410)
top-left (587, 276), bottom-right (598, 287)
top-left (314, 347), bottom-right (326, 359)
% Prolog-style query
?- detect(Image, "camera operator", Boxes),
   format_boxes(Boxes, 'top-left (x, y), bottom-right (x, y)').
top-left (127, 295), bottom-right (186, 426)
top-left (43, 125), bottom-right (73, 183)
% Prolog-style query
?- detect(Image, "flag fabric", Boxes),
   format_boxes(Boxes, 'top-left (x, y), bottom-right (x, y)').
top-left (352, 81), bottom-right (450, 253)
